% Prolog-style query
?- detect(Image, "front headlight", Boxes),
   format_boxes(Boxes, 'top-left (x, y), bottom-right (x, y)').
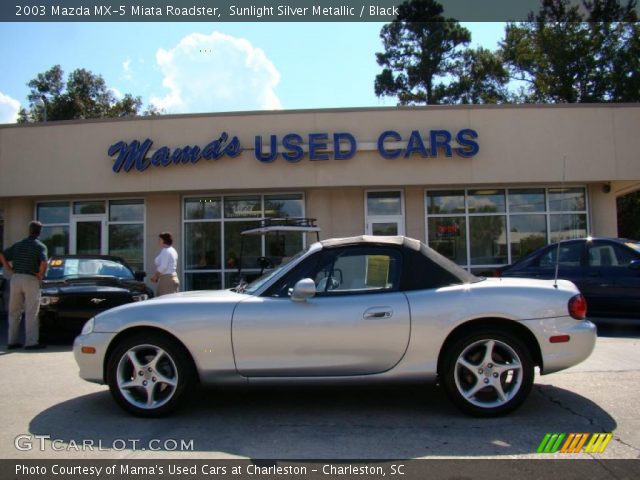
top-left (40, 295), bottom-right (60, 306)
top-left (80, 318), bottom-right (95, 336)
top-left (132, 293), bottom-right (149, 302)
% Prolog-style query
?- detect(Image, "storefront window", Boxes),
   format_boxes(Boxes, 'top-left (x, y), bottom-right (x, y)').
top-left (367, 191), bottom-right (403, 216)
top-left (426, 187), bottom-right (588, 271)
top-left (73, 201), bottom-right (106, 215)
top-left (427, 217), bottom-right (467, 265)
top-left (224, 195), bottom-right (262, 219)
top-left (469, 216), bottom-right (507, 265)
top-left (185, 272), bottom-right (221, 291)
top-left (183, 193), bottom-right (305, 290)
top-left (109, 224), bottom-right (144, 271)
top-left (550, 214), bottom-right (588, 243)
top-left (224, 221), bottom-right (261, 270)
top-left (549, 187), bottom-right (586, 211)
top-left (468, 189), bottom-right (506, 213)
top-left (110, 200), bottom-right (144, 222)
top-left (265, 194), bottom-right (304, 218)
top-left (185, 197), bottom-right (221, 220)
top-left (37, 202), bottom-right (70, 224)
top-left (41, 225), bottom-right (69, 256)
top-left (427, 191), bottom-right (465, 215)
top-left (37, 200), bottom-right (145, 270)
top-left (508, 189), bottom-right (545, 213)
top-left (185, 222), bottom-right (221, 270)
top-left (509, 215), bottom-right (547, 261)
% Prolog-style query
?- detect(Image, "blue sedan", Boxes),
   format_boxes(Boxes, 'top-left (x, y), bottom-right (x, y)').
top-left (499, 237), bottom-right (640, 318)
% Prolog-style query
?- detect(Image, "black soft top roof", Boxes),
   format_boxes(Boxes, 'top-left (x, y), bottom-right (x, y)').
top-left (319, 235), bottom-right (478, 285)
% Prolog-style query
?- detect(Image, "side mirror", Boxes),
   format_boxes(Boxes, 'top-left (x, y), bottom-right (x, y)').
top-left (629, 260), bottom-right (640, 271)
top-left (291, 278), bottom-right (316, 302)
top-left (134, 271), bottom-right (146, 282)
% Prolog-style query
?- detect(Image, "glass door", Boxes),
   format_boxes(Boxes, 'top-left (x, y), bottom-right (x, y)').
top-left (71, 215), bottom-right (107, 255)
top-left (365, 191), bottom-right (405, 236)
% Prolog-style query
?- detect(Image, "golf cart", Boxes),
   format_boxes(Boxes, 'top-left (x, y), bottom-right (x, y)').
top-left (233, 217), bottom-right (321, 289)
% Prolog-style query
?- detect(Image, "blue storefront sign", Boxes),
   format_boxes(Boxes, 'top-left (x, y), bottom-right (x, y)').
top-left (108, 129), bottom-right (479, 173)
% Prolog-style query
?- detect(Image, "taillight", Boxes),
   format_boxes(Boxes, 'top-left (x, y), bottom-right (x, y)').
top-left (568, 294), bottom-right (587, 320)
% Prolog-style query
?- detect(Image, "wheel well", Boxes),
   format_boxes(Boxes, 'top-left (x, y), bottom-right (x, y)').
top-left (436, 318), bottom-right (543, 376)
top-left (103, 326), bottom-right (200, 384)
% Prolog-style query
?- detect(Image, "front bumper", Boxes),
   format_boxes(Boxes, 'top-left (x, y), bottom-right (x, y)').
top-left (73, 332), bottom-right (117, 384)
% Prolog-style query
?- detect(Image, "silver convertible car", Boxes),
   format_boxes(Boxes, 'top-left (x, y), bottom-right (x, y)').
top-left (73, 236), bottom-right (596, 417)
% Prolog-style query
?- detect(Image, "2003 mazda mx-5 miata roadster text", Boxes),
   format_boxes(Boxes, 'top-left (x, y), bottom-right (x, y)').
top-left (73, 236), bottom-right (596, 417)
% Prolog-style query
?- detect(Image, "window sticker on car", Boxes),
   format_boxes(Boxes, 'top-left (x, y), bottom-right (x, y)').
top-left (366, 255), bottom-right (391, 288)
top-left (64, 259), bottom-right (80, 276)
top-left (625, 242), bottom-right (640, 253)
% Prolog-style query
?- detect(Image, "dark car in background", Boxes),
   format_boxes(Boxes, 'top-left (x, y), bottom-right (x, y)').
top-left (40, 255), bottom-right (153, 340)
top-left (499, 238), bottom-right (640, 319)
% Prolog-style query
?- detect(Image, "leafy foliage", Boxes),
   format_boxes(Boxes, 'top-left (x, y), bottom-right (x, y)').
top-left (18, 65), bottom-right (145, 123)
top-left (374, 0), bottom-right (473, 105)
top-left (501, 0), bottom-right (640, 103)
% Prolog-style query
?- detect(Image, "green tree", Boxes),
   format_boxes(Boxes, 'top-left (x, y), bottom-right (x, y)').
top-left (374, 0), bottom-right (472, 105)
top-left (501, 0), bottom-right (639, 103)
top-left (439, 47), bottom-right (510, 104)
top-left (17, 65), bottom-right (145, 123)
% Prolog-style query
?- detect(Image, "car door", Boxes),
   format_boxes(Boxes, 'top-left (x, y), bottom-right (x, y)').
top-left (585, 240), bottom-right (640, 317)
top-left (232, 246), bottom-right (411, 377)
top-left (510, 240), bottom-right (588, 286)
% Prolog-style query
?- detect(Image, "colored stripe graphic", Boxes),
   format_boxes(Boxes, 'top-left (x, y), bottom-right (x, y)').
top-left (584, 433), bottom-right (613, 454)
top-left (538, 433), bottom-right (613, 454)
top-left (537, 433), bottom-right (566, 453)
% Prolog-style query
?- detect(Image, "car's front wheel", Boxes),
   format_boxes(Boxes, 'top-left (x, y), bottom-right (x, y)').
top-left (106, 332), bottom-right (194, 417)
top-left (441, 330), bottom-right (534, 416)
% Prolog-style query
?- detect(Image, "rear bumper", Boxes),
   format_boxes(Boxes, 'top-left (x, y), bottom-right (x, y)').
top-left (524, 317), bottom-right (597, 374)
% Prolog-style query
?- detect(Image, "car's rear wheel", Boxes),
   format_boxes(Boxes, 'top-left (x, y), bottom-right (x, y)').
top-left (441, 330), bottom-right (534, 417)
top-left (106, 332), bottom-right (194, 417)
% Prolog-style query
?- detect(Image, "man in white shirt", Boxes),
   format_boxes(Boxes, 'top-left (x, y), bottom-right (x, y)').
top-left (151, 232), bottom-right (179, 296)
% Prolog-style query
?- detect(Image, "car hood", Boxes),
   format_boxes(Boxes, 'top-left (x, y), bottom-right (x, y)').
top-left (92, 288), bottom-right (250, 333)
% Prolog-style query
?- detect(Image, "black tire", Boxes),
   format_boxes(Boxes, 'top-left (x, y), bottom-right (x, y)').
top-left (106, 332), bottom-right (194, 417)
top-left (441, 329), bottom-right (534, 417)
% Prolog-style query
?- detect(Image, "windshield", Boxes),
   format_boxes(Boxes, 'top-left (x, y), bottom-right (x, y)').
top-left (242, 248), bottom-right (308, 295)
top-left (625, 241), bottom-right (640, 254)
top-left (45, 258), bottom-right (134, 280)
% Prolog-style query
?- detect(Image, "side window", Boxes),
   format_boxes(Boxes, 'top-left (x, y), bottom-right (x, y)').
top-left (588, 242), bottom-right (638, 267)
top-left (263, 252), bottom-right (323, 298)
top-left (314, 248), bottom-right (401, 295)
top-left (538, 242), bottom-right (584, 268)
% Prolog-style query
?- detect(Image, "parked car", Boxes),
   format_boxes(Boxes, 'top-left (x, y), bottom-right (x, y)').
top-left (40, 255), bottom-right (152, 340)
top-left (499, 237), bottom-right (640, 319)
top-left (74, 236), bottom-right (596, 418)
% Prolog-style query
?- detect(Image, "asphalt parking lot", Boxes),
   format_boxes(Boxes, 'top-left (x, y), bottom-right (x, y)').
top-left (0, 317), bottom-right (639, 461)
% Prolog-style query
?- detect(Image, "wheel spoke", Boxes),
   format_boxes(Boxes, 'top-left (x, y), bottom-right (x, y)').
top-left (145, 384), bottom-right (157, 407)
top-left (155, 371), bottom-right (177, 387)
top-left (148, 349), bottom-right (166, 370)
top-left (492, 378), bottom-right (508, 402)
top-left (494, 359), bottom-right (521, 376)
top-left (126, 351), bottom-right (143, 370)
top-left (464, 380), bottom-right (486, 400)
top-left (481, 340), bottom-right (496, 365)
top-left (457, 357), bottom-right (480, 374)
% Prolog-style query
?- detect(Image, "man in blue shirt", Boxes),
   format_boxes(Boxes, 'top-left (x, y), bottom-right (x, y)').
top-left (0, 221), bottom-right (48, 350)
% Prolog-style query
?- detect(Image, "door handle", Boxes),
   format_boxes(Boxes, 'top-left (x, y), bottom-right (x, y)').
top-left (363, 307), bottom-right (393, 320)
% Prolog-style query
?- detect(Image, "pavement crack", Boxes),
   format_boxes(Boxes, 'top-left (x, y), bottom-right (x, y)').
top-left (535, 385), bottom-right (605, 430)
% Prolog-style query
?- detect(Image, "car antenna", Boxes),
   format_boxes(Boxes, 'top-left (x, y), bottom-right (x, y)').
top-left (554, 155), bottom-right (567, 289)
